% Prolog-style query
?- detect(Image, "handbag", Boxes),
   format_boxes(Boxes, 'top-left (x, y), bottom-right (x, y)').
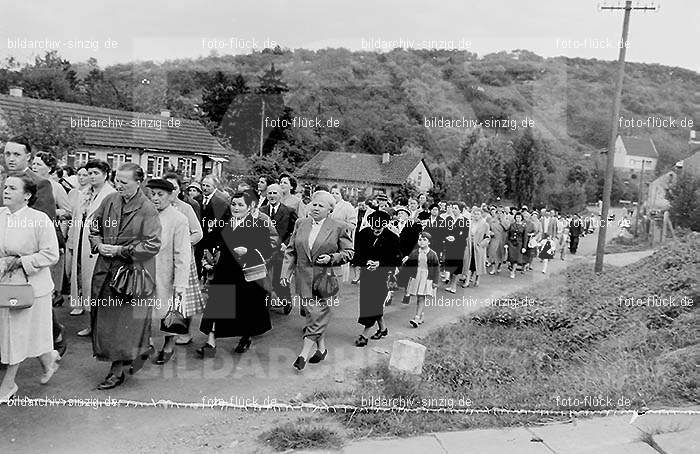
top-left (242, 249), bottom-right (268, 282)
top-left (160, 295), bottom-right (188, 335)
top-left (313, 267), bottom-right (339, 298)
top-left (0, 267), bottom-right (34, 310)
top-left (109, 263), bottom-right (155, 297)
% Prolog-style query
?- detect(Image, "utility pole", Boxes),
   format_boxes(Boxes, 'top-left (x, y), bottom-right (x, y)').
top-left (635, 159), bottom-right (645, 236)
top-left (259, 98), bottom-right (265, 157)
top-left (594, 0), bottom-right (658, 273)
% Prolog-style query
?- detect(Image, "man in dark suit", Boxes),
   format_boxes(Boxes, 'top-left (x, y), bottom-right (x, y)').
top-left (2, 135), bottom-right (65, 357)
top-left (196, 175), bottom-right (231, 279)
top-left (261, 184), bottom-right (297, 314)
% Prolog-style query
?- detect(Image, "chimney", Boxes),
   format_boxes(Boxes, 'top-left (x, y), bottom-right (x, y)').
top-left (9, 86), bottom-right (23, 97)
top-left (382, 152), bottom-right (390, 164)
top-left (160, 110), bottom-right (171, 117)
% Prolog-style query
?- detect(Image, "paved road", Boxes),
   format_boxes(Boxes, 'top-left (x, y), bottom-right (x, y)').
top-left (1, 209), bottom-right (643, 453)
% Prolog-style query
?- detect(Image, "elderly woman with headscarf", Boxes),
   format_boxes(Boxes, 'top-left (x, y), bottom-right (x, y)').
top-left (352, 210), bottom-right (402, 347)
top-left (281, 190), bottom-right (354, 371)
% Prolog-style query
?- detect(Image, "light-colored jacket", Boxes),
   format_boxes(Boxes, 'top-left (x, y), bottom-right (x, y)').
top-left (153, 205), bottom-right (191, 318)
top-left (463, 218), bottom-right (491, 276)
top-left (0, 206), bottom-right (59, 297)
top-left (281, 217), bottom-right (354, 298)
top-left (66, 184), bottom-right (116, 305)
top-left (331, 199), bottom-right (357, 233)
top-left (173, 198), bottom-right (203, 246)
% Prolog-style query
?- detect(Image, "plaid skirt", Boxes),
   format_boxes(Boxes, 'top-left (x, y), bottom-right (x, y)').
top-left (182, 254), bottom-right (205, 317)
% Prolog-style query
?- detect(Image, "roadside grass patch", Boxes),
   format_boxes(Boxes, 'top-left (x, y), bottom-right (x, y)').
top-left (319, 232), bottom-right (699, 439)
top-left (258, 416), bottom-right (344, 451)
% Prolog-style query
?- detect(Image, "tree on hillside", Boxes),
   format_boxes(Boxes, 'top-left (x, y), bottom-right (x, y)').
top-left (19, 51), bottom-right (81, 102)
top-left (393, 181), bottom-right (420, 205)
top-left (201, 71), bottom-right (249, 125)
top-left (509, 128), bottom-right (547, 207)
top-left (1, 107), bottom-right (83, 161)
top-left (666, 172), bottom-right (700, 231)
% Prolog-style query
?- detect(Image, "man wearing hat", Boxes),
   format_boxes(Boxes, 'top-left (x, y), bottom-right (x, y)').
top-left (351, 209), bottom-right (402, 346)
top-left (145, 179), bottom-right (191, 364)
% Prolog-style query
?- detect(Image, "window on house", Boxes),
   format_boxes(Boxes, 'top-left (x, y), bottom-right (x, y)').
top-left (75, 151), bottom-right (90, 166)
top-left (178, 157), bottom-right (195, 179)
top-left (147, 155), bottom-right (166, 178)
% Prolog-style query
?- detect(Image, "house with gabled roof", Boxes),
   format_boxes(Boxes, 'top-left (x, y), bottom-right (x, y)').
top-left (613, 135), bottom-right (658, 173)
top-left (0, 88), bottom-right (238, 180)
top-left (296, 151), bottom-right (433, 199)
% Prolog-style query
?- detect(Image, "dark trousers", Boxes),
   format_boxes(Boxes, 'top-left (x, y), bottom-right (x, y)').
top-left (570, 236), bottom-right (580, 254)
top-left (194, 244), bottom-right (204, 279)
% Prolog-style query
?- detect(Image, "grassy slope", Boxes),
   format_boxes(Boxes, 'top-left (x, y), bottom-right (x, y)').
top-left (289, 232), bottom-right (699, 444)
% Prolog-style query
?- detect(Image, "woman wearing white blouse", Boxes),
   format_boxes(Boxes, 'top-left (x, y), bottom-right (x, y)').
top-left (0, 173), bottom-right (60, 402)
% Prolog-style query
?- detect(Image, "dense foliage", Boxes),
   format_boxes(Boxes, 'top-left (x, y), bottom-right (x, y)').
top-left (1, 48), bottom-right (697, 211)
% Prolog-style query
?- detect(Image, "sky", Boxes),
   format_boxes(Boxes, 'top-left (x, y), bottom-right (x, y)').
top-left (0, 0), bottom-right (697, 71)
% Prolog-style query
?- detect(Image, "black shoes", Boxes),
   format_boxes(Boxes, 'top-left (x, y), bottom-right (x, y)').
top-left (308, 349), bottom-right (327, 364)
top-left (196, 343), bottom-right (216, 358)
top-left (97, 372), bottom-right (125, 390)
top-left (129, 345), bottom-right (154, 374)
top-left (153, 350), bottom-right (174, 365)
top-left (233, 338), bottom-right (251, 353)
top-left (293, 356), bottom-right (306, 371)
top-left (355, 335), bottom-right (368, 347)
top-left (370, 328), bottom-right (388, 340)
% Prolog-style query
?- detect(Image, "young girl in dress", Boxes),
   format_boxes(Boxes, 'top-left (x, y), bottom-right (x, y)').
top-left (399, 232), bottom-right (440, 328)
top-left (538, 233), bottom-right (557, 274)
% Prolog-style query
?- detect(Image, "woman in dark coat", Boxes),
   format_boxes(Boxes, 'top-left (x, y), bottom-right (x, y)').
top-left (442, 209), bottom-right (467, 293)
top-left (352, 210), bottom-right (402, 347)
top-left (506, 212), bottom-right (528, 279)
top-left (89, 163), bottom-right (161, 390)
top-left (197, 191), bottom-right (273, 357)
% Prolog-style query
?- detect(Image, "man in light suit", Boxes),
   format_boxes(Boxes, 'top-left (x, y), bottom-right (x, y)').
top-left (261, 184), bottom-right (297, 314)
top-left (281, 190), bottom-right (354, 371)
top-left (541, 209), bottom-right (559, 239)
top-left (2, 136), bottom-right (64, 357)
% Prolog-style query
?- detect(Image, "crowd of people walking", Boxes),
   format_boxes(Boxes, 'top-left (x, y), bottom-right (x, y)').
top-left (0, 135), bottom-right (595, 398)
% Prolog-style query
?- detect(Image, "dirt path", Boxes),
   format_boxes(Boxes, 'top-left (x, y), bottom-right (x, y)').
top-left (1, 209), bottom-right (649, 453)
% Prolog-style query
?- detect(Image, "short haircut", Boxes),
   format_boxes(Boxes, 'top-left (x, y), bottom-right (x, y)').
top-left (243, 188), bottom-right (259, 204)
top-left (266, 183), bottom-right (281, 193)
top-left (63, 165), bottom-right (76, 176)
top-left (312, 190), bottom-right (336, 210)
top-left (202, 175), bottom-right (220, 186)
top-left (279, 173), bottom-right (297, 191)
top-left (259, 175), bottom-right (275, 186)
top-left (85, 159), bottom-right (111, 176)
top-left (315, 184), bottom-right (329, 192)
top-left (230, 190), bottom-right (254, 207)
top-left (35, 151), bottom-right (58, 172)
top-left (6, 135), bottom-right (32, 155)
top-left (163, 171), bottom-right (184, 189)
top-left (117, 162), bottom-right (145, 182)
top-left (6, 171), bottom-right (38, 205)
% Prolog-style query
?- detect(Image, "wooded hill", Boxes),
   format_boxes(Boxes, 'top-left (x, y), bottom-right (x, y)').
top-left (1, 48), bottom-right (697, 208)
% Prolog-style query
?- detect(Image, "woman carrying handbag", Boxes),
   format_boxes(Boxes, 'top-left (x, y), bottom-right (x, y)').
top-left (0, 173), bottom-right (61, 402)
top-left (197, 190), bottom-right (273, 357)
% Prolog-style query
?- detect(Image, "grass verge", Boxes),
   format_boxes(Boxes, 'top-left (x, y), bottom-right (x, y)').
top-left (307, 231), bottom-right (699, 440)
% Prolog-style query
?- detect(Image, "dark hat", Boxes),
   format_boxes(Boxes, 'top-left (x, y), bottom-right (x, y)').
top-left (146, 178), bottom-right (175, 192)
top-left (395, 206), bottom-right (410, 216)
top-left (374, 193), bottom-right (388, 201)
top-left (419, 231), bottom-right (432, 240)
top-left (367, 209), bottom-right (391, 227)
top-left (417, 211), bottom-right (431, 221)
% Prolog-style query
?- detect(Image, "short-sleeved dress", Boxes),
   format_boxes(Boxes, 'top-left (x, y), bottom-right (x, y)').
top-left (406, 249), bottom-right (436, 298)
